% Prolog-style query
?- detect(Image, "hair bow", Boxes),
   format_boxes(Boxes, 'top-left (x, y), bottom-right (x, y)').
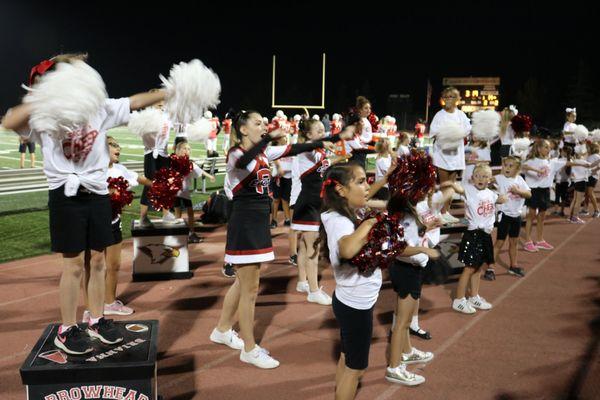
top-left (566, 107), bottom-right (577, 114)
top-left (509, 105), bottom-right (518, 115)
top-left (28, 59), bottom-right (55, 86)
top-left (320, 178), bottom-right (340, 198)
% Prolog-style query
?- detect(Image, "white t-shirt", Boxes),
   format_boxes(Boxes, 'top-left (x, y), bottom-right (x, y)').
top-left (462, 183), bottom-right (498, 234)
top-left (142, 112), bottom-right (172, 158)
top-left (464, 146), bottom-right (491, 183)
top-left (495, 174), bottom-right (530, 218)
top-left (500, 124), bottom-right (515, 145)
top-left (563, 122), bottom-right (577, 144)
top-left (397, 145), bottom-right (410, 157)
top-left (108, 163), bottom-right (139, 187)
top-left (277, 156), bottom-right (293, 179)
top-left (23, 98), bottom-right (131, 196)
top-left (555, 157), bottom-right (570, 184)
top-left (523, 158), bottom-right (567, 188)
top-left (321, 211), bottom-right (382, 310)
top-left (416, 191), bottom-right (444, 247)
top-left (290, 156), bottom-right (302, 206)
top-left (429, 109), bottom-right (471, 171)
top-left (375, 155), bottom-right (392, 187)
top-left (587, 154), bottom-right (600, 180)
top-left (396, 215), bottom-right (429, 267)
top-left (571, 159), bottom-right (590, 183)
top-left (177, 162), bottom-right (203, 200)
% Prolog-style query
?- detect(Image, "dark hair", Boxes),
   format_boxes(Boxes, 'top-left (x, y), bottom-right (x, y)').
top-left (356, 96), bottom-right (370, 110)
top-left (232, 110), bottom-right (260, 142)
top-left (298, 118), bottom-right (320, 143)
top-left (312, 164), bottom-right (363, 260)
top-left (387, 195), bottom-right (426, 237)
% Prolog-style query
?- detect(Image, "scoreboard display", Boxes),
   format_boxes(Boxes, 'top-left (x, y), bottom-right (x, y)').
top-left (442, 77), bottom-right (500, 114)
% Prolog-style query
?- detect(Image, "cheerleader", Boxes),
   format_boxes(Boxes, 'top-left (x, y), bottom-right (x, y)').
top-left (270, 135), bottom-right (293, 227)
top-left (331, 113), bottom-right (343, 135)
top-left (491, 156), bottom-right (531, 279)
top-left (563, 108), bottom-right (577, 147)
top-left (568, 144), bottom-right (592, 223)
top-left (585, 142), bottom-right (600, 218)
top-left (552, 146), bottom-right (572, 217)
top-left (429, 87), bottom-right (471, 225)
top-left (452, 164), bottom-right (507, 314)
top-left (347, 96), bottom-right (374, 169)
top-left (210, 111), bottom-right (336, 369)
top-left (205, 110), bottom-right (220, 157)
top-left (2, 54), bottom-right (166, 354)
top-left (290, 114), bottom-right (301, 144)
top-left (373, 138), bottom-right (394, 200)
top-left (499, 106), bottom-right (517, 157)
top-left (396, 132), bottom-right (411, 157)
top-left (464, 138), bottom-right (491, 183)
top-left (289, 155), bottom-right (301, 266)
top-left (222, 111), bottom-right (233, 153)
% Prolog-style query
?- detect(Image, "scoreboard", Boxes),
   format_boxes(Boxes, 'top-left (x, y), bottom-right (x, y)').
top-left (442, 77), bottom-right (500, 114)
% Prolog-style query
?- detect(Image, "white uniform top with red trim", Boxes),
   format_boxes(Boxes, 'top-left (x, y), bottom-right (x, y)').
top-left (208, 117), bottom-right (220, 139)
top-left (331, 120), bottom-right (342, 135)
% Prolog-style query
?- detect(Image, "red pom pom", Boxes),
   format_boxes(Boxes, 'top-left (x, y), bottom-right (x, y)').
top-left (107, 176), bottom-right (134, 218)
top-left (350, 211), bottom-right (407, 275)
top-left (511, 114), bottom-right (533, 133)
top-left (367, 112), bottom-right (379, 132)
top-left (169, 153), bottom-right (193, 177)
top-left (388, 149), bottom-right (437, 206)
top-left (148, 168), bottom-right (183, 210)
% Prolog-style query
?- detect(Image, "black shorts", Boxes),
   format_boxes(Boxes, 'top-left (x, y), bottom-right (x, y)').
top-left (141, 154), bottom-right (170, 207)
top-left (588, 177), bottom-right (598, 188)
top-left (108, 218), bottom-right (123, 246)
top-left (274, 177), bottom-right (292, 202)
top-left (389, 260), bottom-right (424, 299)
top-left (574, 181), bottom-right (587, 193)
top-left (554, 182), bottom-right (570, 206)
top-left (458, 229), bottom-right (494, 268)
top-left (525, 187), bottom-right (551, 211)
top-left (175, 196), bottom-right (193, 209)
top-left (496, 212), bottom-right (522, 240)
top-left (19, 141), bottom-right (35, 153)
top-left (332, 292), bottom-right (373, 370)
top-left (48, 187), bottom-right (113, 253)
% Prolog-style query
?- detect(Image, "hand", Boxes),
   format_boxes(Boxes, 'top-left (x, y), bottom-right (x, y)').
top-left (322, 141), bottom-right (336, 153)
top-left (268, 129), bottom-right (286, 140)
top-left (497, 194), bottom-right (508, 204)
top-left (209, 175), bottom-right (216, 183)
top-left (426, 218), bottom-right (443, 230)
top-left (508, 185), bottom-right (521, 195)
top-left (425, 248), bottom-right (441, 259)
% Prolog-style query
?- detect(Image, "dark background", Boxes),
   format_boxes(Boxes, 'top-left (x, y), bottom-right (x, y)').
top-left (1, 1), bottom-right (598, 129)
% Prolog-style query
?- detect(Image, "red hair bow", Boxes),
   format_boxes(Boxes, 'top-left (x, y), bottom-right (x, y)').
top-left (320, 178), bottom-right (340, 198)
top-left (28, 59), bottom-right (55, 86)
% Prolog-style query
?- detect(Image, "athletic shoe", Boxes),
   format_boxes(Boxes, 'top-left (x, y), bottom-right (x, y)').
top-left (139, 216), bottom-right (154, 229)
top-left (409, 327), bottom-right (432, 340)
top-left (240, 345), bottom-right (280, 369)
top-left (579, 210), bottom-right (590, 216)
top-left (401, 348), bottom-right (434, 365)
top-left (87, 318), bottom-right (123, 345)
top-left (82, 310), bottom-right (91, 324)
top-left (593, 211), bottom-right (600, 218)
top-left (289, 255), bottom-right (298, 265)
top-left (523, 241), bottom-right (538, 252)
top-left (307, 288), bottom-right (332, 305)
top-left (104, 300), bottom-right (134, 316)
top-left (441, 212), bottom-right (460, 225)
top-left (568, 216), bottom-right (586, 224)
top-left (210, 328), bottom-right (244, 350)
top-left (296, 280), bottom-right (310, 293)
top-left (284, 219), bottom-right (291, 226)
top-left (468, 295), bottom-right (493, 310)
top-left (270, 220), bottom-right (278, 229)
top-left (508, 266), bottom-right (526, 277)
top-left (385, 364), bottom-right (425, 386)
top-left (551, 210), bottom-right (561, 216)
top-left (188, 232), bottom-right (203, 243)
top-left (222, 263), bottom-right (236, 278)
top-left (483, 269), bottom-right (496, 281)
top-left (54, 325), bottom-right (94, 355)
top-left (162, 212), bottom-right (177, 224)
top-left (535, 240), bottom-right (554, 250)
top-left (452, 298), bottom-right (476, 314)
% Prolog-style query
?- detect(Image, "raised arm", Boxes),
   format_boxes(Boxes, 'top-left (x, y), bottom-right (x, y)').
top-left (129, 89), bottom-right (167, 111)
top-left (1, 104), bottom-right (32, 133)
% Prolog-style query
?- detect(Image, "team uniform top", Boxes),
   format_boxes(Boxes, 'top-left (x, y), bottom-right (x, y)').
top-left (375, 155), bottom-right (392, 187)
top-left (523, 158), bottom-right (568, 188)
top-left (395, 215), bottom-right (429, 267)
top-left (177, 162), bottom-right (204, 200)
top-left (416, 191), bottom-right (445, 247)
top-left (563, 122), bottom-right (577, 144)
top-left (495, 174), bottom-right (530, 218)
top-left (222, 119), bottom-right (232, 135)
top-left (461, 183), bottom-right (498, 234)
top-left (500, 123), bottom-right (515, 145)
top-left (141, 112), bottom-right (171, 158)
top-left (429, 109), bottom-right (471, 171)
top-left (344, 118), bottom-right (373, 154)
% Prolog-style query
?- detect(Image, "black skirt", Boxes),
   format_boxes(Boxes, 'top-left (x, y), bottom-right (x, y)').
top-left (458, 229), bottom-right (494, 268)
top-left (525, 187), bottom-right (551, 211)
top-left (292, 188), bottom-right (321, 232)
top-left (224, 197), bottom-right (274, 265)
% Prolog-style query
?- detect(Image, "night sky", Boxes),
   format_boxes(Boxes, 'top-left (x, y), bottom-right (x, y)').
top-left (2, 1), bottom-right (598, 128)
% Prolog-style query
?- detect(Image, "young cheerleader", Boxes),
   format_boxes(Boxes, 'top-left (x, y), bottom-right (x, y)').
top-left (492, 156), bottom-right (532, 279)
top-left (396, 132), bottom-right (411, 157)
top-left (452, 164), bottom-right (507, 314)
top-left (568, 144), bottom-right (592, 224)
top-left (552, 146), bottom-right (572, 217)
top-left (2, 54), bottom-right (167, 354)
top-left (373, 138), bottom-right (394, 200)
top-left (464, 138), bottom-right (491, 183)
top-left (429, 87), bottom-right (471, 224)
top-left (270, 135), bottom-right (293, 227)
top-left (319, 164), bottom-right (379, 399)
top-left (222, 112), bottom-right (233, 153)
top-left (173, 141), bottom-right (216, 243)
top-left (585, 142), bottom-right (600, 218)
top-left (347, 96), bottom-right (374, 169)
top-left (563, 108), bottom-right (577, 147)
top-left (499, 106), bottom-right (517, 158)
top-left (210, 111), bottom-right (335, 369)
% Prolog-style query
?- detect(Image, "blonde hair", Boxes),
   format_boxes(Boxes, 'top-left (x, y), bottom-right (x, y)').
top-left (375, 138), bottom-right (391, 156)
top-left (51, 53), bottom-right (88, 64)
top-left (441, 86), bottom-right (459, 98)
top-left (502, 155), bottom-right (522, 168)
top-left (587, 142), bottom-right (600, 155)
top-left (527, 139), bottom-right (550, 160)
top-left (472, 163), bottom-right (492, 177)
top-left (175, 141), bottom-right (191, 154)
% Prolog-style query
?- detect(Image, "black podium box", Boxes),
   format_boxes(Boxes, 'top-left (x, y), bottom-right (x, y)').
top-left (20, 320), bottom-right (159, 400)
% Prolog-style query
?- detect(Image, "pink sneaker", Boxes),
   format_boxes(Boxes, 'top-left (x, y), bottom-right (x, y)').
top-left (104, 300), bottom-right (134, 316)
top-left (535, 241), bottom-right (554, 250)
top-left (523, 241), bottom-right (538, 253)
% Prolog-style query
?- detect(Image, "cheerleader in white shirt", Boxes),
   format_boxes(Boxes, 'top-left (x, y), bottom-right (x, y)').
top-left (499, 106), bottom-right (518, 158)
top-left (209, 110), bottom-right (336, 369)
top-left (464, 138), bottom-right (491, 183)
top-left (2, 54), bottom-right (167, 355)
top-left (396, 131), bottom-right (411, 157)
top-left (429, 87), bottom-right (471, 224)
top-left (373, 138), bottom-right (394, 200)
top-left (491, 156), bottom-right (531, 279)
top-left (563, 108), bottom-right (577, 147)
top-left (568, 143), bottom-right (593, 223)
top-left (584, 142), bottom-right (600, 218)
top-left (452, 164), bottom-right (507, 314)
top-left (347, 96), bottom-right (375, 169)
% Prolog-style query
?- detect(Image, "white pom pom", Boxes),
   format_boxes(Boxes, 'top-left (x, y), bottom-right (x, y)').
top-left (294, 114), bottom-right (302, 121)
top-left (573, 124), bottom-right (589, 142)
top-left (390, 117), bottom-right (396, 124)
top-left (574, 144), bottom-right (587, 155)
top-left (263, 117), bottom-right (269, 124)
top-left (24, 60), bottom-right (107, 140)
top-left (276, 110), bottom-right (284, 118)
top-left (436, 120), bottom-right (468, 150)
top-left (511, 138), bottom-right (531, 159)
top-left (160, 59), bottom-right (221, 125)
top-left (331, 113), bottom-right (339, 121)
top-left (590, 129), bottom-right (600, 143)
top-left (128, 108), bottom-right (167, 140)
top-left (471, 110), bottom-right (501, 142)
top-left (312, 114), bottom-right (320, 120)
top-left (186, 118), bottom-right (212, 143)
top-left (204, 110), bottom-right (213, 119)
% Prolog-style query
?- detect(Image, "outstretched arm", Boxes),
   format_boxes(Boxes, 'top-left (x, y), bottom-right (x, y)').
top-left (129, 89), bottom-right (167, 111)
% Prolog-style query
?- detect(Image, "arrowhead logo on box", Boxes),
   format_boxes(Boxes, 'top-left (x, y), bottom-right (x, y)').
top-left (38, 350), bottom-right (68, 364)
top-left (138, 244), bottom-right (182, 264)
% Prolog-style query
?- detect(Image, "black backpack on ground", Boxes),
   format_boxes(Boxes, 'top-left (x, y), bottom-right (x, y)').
top-left (201, 191), bottom-right (231, 224)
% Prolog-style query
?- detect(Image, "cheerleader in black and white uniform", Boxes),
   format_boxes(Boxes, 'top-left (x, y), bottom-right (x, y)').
top-left (210, 110), bottom-right (336, 369)
top-left (347, 96), bottom-right (374, 169)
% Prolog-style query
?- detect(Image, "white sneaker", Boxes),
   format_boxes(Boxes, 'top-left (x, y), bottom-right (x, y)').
top-left (385, 364), bottom-right (425, 386)
top-left (82, 310), bottom-right (91, 324)
top-left (209, 328), bottom-right (244, 350)
top-left (296, 280), bottom-right (310, 293)
top-left (441, 212), bottom-right (460, 224)
top-left (452, 298), bottom-right (476, 314)
top-left (401, 347), bottom-right (434, 365)
top-left (468, 295), bottom-right (493, 310)
top-left (240, 345), bottom-right (280, 369)
top-left (307, 287), bottom-right (332, 305)
top-left (162, 212), bottom-right (177, 224)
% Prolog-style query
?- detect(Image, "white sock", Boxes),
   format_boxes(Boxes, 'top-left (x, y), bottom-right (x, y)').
top-left (410, 315), bottom-right (420, 331)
